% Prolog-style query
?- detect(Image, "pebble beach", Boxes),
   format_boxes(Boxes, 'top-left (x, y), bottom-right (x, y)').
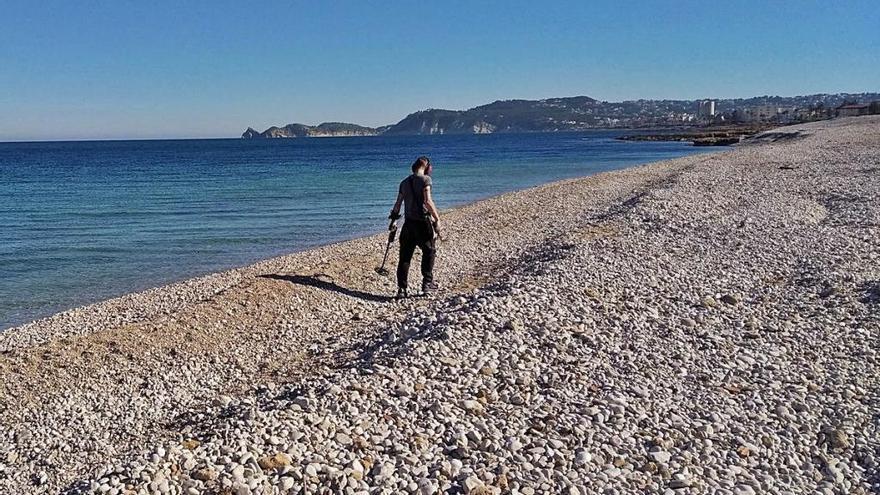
top-left (1, 116), bottom-right (878, 494)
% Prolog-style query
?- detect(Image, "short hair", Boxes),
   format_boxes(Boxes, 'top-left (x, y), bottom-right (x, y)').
top-left (411, 156), bottom-right (430, 173)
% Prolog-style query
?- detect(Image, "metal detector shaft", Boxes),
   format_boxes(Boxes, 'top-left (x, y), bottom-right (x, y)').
top-left (375, 218), bottom-right (398, 275)
top-left (379, 238), bottom-right (392, 269)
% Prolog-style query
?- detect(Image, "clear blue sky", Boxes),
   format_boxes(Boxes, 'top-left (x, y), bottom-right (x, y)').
top-left (1, 0), bottom-right (877, 141)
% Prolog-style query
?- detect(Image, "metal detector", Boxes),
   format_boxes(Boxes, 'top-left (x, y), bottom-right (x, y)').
top-left (375, 217), bottom-right (399, 276)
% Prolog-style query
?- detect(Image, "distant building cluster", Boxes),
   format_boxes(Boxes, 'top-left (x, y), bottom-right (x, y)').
top-left (690, 98), bottom-right (880, 125)
top-left (503, 93), bottom-right (880, 130)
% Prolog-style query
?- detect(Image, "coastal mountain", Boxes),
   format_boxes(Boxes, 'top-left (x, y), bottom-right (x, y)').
top-left (242, 122), bottom-right (379, 138)
top-left (243, 97), bottom-right (604, 138)
top-left (383, 96), bottom-right (602, 135)
top-left (243, 92), bottom-right (880, 137)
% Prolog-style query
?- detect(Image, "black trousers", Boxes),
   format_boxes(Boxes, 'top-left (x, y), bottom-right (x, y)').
top-left (397, 219), bottom-right (435, 289)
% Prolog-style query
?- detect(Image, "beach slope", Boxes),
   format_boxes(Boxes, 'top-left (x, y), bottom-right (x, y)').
top-left (1, 117), bottom-right (879, 494)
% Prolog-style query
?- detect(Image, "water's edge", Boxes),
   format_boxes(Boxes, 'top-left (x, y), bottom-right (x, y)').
top-left (1, 148), bottom-right (726, 339)
top-left (0, 134), bottom-right (715, 330)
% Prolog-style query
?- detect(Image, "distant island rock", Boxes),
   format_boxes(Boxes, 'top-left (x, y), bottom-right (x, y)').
top-left (242, 93), bottom-right (880, 138)
top-left (242, 127), bottom-right (262, 139)
top-left (242, 122), bottom-right (379, 139)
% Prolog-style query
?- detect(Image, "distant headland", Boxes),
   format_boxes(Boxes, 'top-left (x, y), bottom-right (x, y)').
top-left (242, 122), bottom-right (384, 139)
top-left (242, 93), bottom-right (880, 138)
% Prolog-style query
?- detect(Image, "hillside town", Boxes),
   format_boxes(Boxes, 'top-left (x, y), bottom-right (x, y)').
top-left (615, 93), bottom-right (880, 128)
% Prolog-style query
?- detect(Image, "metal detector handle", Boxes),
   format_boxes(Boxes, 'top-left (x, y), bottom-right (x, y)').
top-left (388, 218), bottom-right (398, 243)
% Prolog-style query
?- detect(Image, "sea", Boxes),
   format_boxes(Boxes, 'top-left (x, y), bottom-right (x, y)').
top-left (0, 132), bottom-right (713, 330)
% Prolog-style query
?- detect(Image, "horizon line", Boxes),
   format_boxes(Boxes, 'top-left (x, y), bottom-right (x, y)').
top-left (3, 90), bottom-right (877, 143)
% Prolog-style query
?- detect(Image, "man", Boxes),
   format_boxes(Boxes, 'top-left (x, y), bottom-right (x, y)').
top-left (389, 156), bottom-right (441, 298)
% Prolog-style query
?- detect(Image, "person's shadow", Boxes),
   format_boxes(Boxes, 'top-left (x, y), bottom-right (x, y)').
top-left (259, 274), bottom-right (392, 303)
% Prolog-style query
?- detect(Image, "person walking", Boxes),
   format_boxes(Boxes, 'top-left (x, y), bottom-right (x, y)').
top-left (388, 156), bottom-right (441, 298)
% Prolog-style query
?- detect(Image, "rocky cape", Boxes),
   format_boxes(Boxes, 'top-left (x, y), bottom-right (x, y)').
top-left (242, 122), bottom-right (382, 138)
top-left (243, 97), bottom-right (604, 138)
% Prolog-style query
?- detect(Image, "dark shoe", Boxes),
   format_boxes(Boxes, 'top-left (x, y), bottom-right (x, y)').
top-left (421, 281), bottom-right (438, 295)
top-left (395, 287), bottom-right (408, 299)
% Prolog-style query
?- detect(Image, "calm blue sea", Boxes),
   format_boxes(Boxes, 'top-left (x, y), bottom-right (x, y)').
top-left (0, 132), bottom-right (711, 330)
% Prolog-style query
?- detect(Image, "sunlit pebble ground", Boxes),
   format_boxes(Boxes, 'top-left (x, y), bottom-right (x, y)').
top-left (2, 117), bottom-right (879, 495)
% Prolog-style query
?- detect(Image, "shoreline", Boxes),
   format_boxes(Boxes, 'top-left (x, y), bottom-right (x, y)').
top-left (616, 123), bottom-right (780, 146)
top-left (2, 117), bottom-right (879, 493)
top-left (0, 148), bottom-right (713, 349)
top-left (0, 132), bottom-right (711, 335)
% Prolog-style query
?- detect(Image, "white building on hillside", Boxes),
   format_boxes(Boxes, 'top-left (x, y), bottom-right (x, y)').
top-left (698, 100), bottom-right (716, 119)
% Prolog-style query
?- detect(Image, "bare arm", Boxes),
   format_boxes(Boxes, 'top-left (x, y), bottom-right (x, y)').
top-left (424, 185), bottom-right (440, 224)
top-left (390, 192), bottom-right (403, 218)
